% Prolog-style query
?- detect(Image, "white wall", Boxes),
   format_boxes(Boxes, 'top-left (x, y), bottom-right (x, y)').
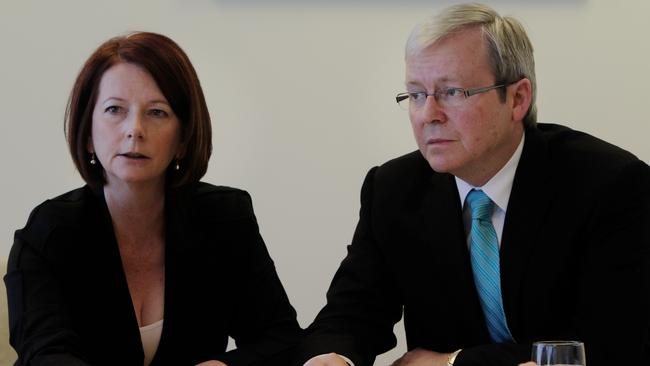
top-left (1, 0), bottom-right (648, 364)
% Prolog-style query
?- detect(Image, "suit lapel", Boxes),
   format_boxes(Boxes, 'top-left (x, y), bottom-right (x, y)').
top-left (89, 187), bottom-right (145, 362)
top-left (406, 158), bottom-right (468, 280)
top-left (424, 173), bottom-right (477, 296)
top-left (409, 162), bottom-right (490, 341)
top-left (150, 186), bottom-right (195, 365)
top-left (499, 126), bottom-right (554, 339)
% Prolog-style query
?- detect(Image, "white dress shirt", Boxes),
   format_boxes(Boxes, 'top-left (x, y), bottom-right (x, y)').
top-left (140, 319), bottom-right (163, 366)
top-left (456, 133), bottom-right (525, 246)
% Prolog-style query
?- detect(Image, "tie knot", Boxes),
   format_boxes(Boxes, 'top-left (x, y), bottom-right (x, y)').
top-left (466, 189), bottom-right (494, 221)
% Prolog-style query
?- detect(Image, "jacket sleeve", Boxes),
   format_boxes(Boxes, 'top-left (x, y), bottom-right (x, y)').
top-left (5, 213), bottom-right (92, 366)
top-left (295, 167), bottom-right (404, 366)
top-left (213, 191), bottom-right (303, 366)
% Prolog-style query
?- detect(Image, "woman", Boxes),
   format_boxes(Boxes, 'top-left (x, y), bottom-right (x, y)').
top-left (5, 32), bottom-right (301, 366)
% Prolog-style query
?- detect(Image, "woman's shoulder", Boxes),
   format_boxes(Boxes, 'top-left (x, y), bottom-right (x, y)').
top-left (175, 182), bottom-right (256, 221)
top-left (16, 186), bottom-right (97, 250)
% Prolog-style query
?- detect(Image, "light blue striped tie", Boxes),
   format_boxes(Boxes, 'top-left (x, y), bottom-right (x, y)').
top-left (466, 189), bottom-right (513, 343)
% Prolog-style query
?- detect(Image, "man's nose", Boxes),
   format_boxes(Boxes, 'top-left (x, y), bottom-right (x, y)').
top-left (414, 95), bottom-right (446, 125)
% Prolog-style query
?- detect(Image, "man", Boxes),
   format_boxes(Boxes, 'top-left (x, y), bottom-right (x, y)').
top-left (297, 3), bottom-right (650, 366)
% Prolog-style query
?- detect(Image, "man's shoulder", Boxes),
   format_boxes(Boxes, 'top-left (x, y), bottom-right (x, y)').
top-left (372, 150), bottom-right (451, 187)
top-left (360, 151), bottom-right (455, 209)
top-left (534, 123), bottom-right (646, 174)
top-left (379, 150), bottom-right (428, 171)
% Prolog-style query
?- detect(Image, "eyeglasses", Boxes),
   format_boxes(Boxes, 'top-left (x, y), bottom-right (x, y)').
top-left (395, 83), bottom-right (509, 110)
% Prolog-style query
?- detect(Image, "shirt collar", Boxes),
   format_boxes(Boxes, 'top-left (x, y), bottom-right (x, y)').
top-left (456, 132), bottom-right (525, 211)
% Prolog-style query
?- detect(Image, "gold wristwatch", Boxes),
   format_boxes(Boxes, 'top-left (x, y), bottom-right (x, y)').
top-left (446, 349), bottom-right (462, 366)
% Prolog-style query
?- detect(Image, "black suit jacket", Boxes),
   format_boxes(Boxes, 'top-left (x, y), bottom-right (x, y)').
top-left (5, 182), bottom-right (302, 366)
top-left (297, 123), bottom-right (650, 366)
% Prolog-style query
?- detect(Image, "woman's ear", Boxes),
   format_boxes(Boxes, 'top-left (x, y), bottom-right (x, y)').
top-left (176, 141), bottom-right (187, 160)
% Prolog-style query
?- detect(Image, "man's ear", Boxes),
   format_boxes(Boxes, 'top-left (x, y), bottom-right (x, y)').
top-left (510, 78), bottom-right (532, 123)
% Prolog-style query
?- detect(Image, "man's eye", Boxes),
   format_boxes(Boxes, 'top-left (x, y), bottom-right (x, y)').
top-left (444, 88), bottom-right (461, 97)
top-left (409, 92), bottom-right (426, 101)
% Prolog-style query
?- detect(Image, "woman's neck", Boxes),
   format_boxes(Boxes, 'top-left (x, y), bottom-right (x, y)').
top-left (103, 180), bottom-right (166, 246)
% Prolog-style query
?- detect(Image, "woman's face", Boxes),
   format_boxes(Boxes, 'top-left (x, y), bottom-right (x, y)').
top-left (89, 62), bottom-right (182, 188)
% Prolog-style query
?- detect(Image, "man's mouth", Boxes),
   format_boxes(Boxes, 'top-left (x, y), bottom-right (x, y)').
top-left (427, 138), bottom-right (454, 144)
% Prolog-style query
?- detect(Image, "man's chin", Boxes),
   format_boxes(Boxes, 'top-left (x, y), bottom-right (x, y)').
top-left (423, 154), bottom-right (456, 175)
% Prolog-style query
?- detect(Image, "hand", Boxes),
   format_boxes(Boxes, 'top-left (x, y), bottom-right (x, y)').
top-left (519, 363), bottom-right (537, 366)
top-left (196, 361), bottom-right (227, 366)
top-left (391, 348), bottom-right (449, 366)
top-left (304, 353), bottom-right (350, 366)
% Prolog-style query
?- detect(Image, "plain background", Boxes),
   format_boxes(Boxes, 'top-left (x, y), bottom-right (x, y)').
top-left (1, 0), bottom-right (648, 364)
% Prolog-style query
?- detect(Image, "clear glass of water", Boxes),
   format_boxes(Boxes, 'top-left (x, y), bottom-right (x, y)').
top-left (531, 341), bottom-right (586, 366)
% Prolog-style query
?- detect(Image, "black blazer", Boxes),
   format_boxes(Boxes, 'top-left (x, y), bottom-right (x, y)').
top-left (5, 182), bottom-right (302, 366)
top-left (297, 123), bottom-right (650, 366)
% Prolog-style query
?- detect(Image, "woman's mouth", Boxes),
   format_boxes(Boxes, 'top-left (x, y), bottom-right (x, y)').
top-left (119, 152), bottom-right (149, 159)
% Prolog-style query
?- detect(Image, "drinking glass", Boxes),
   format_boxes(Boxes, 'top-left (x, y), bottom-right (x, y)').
top-left (531, 341), bottom-right (586, 366)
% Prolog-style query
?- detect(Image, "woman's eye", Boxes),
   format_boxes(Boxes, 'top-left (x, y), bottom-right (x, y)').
top-left (149, 109), bottom-right (169, 118)
top-left (105, 106), bottom-right (122, 114)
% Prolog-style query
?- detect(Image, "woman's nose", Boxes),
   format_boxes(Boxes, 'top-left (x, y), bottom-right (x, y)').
top-left (125, 112), bottom-right (145, 139)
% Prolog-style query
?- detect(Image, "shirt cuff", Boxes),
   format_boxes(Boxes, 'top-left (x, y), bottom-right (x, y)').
top-left (304, 353), bottom-right (354, 366)
top-left (339, 355), bottom-right (354, 366)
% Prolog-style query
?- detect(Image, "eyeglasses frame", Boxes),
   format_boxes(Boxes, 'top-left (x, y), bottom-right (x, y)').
top-left (395, 82), bottom-right (516, 108)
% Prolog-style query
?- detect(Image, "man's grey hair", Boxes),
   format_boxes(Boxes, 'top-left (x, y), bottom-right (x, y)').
top-left (406, 3), bottom-right (537, 127)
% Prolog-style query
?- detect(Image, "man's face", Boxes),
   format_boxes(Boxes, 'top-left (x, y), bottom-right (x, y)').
top-left (405, 27), bottom-right (524, 186)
